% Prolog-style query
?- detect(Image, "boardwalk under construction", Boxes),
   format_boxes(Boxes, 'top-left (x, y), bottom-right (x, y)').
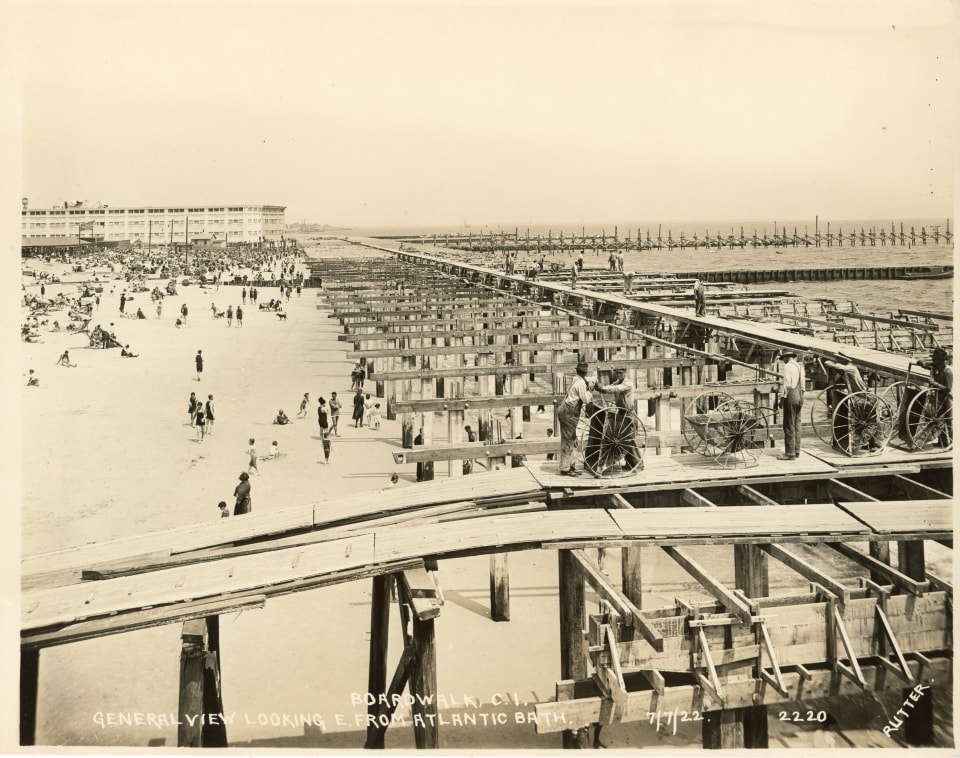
top-left (21, 240), bottom-right (953, 750)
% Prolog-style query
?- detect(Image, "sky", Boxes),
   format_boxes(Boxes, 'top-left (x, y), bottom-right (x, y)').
top-left (4, 0), bottom-right (958, 229)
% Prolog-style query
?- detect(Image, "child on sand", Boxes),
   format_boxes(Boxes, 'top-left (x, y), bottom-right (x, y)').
top-left (26, 369), bottom-right (39, 387)
top-left (246, 439), bottom-right (259, 475)
top-left (321, 428), bottom-right (331, 463)
top-left (268, 440), bottom-right (281, 459)
top-left (372, 403), bottom-right (382, 430)
top-left (218, 501), bottom-right (230, 518)
top-left (56, 350), bottom-right (76, 367)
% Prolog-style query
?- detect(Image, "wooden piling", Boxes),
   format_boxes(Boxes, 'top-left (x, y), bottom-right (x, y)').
top-left (899, 541), bottom-right (934, 746)
top-left (489, 553), bottom-right (511, 622)
top-left (558, 550), bottom-right (589, 749)
top-left (411, 614), bottom-right (439, 749)
top-left (365, 574), bottom-right (392, 749)
top-left (20, 647), bottom-right (39, 746)
top-left (733, 545), bottom-right (770, 749)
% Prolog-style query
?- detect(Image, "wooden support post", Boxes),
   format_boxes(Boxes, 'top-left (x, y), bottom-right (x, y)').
top-left (478, 353), bottom-right (494, 443)
top-left (410, 614), bottom-right (439, 749)
top-left (558, 550), bottom-right (590, 749)
top-left (489, 553), bottom-right (511, 622)
top-left (365, 574), bottom-right (392, 749)
top-left (733, 545), bottom-right (769, 748)
top-left (178, 620), bottom-right (208, 747)
top-left (899, 541), bottom-right (934, 746)
top-left (702, 708), bottom-right (746, 750)
top-left (20, 647), bottom-right (39, 746)
top-left (447, 378), bottom-right (464, 478)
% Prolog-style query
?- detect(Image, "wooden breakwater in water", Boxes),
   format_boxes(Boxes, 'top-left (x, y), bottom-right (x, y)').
top-left (674, 265), bottom-right (953, 284)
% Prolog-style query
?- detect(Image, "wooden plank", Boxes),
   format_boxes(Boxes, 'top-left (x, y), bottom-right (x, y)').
top-left (393, 439), bottom-right (557, 464)
top-left (890, 474), bottom-right (951, 500)
top-left (392, 394), bottom-right (561, 413)
top-left (836, 500), bottom-right (952, 535)
top-left (735, 485), bottom-right (780, 506)
top-left (369, 357), bottom-right (694, 381)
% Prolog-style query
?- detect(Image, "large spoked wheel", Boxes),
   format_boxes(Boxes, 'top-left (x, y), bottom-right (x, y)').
top-left (702, 399), bottom-right (768, 468)
top-left (809, 386), bottom-right (843, 446)
top-left (580, 404), bottom-right (647, 478)
top-left (683, 391), bottom-right (735, 454)
top-left (830, 392), bottom-right (894, 456)
top-left (903, 388), bottom-right (953, 452)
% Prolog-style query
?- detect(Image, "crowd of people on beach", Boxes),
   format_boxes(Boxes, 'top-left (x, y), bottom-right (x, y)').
top-left (21, 243), bottom-right (313, 521)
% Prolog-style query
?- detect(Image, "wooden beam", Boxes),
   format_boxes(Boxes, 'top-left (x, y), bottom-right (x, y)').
top-left (890, 474), bottom-right (950, 500)
top-left (392, 394), bottom-right (561, 414)
top-left (399, 568), bottom-right (443, 621)
top-left (735, 485), bottom-right (779, 506)
top-left (370, 357), bottom-right (696, 381)
top-left (569, 550), bottom-right (663, 651)
top-left (827, 542), bottom-right (928, 596)
top-left (681, 489), bottom-right (718, 508)
top-left (393, 439), bottom-right (557, 464)
top-left (661, 546), bottom-right (753, 624)
top-left (760, 544), bottom-right (850, 604)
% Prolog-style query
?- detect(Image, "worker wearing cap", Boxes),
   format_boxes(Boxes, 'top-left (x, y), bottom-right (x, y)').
top-left (595, 367), bottom-right (643, 471)
top-left (916, 348), bottom-right (953, 447)
top-left (557, 361), bottom-right (593, 476)
top-left (777, 351), bottom-right (805, 460)
top-left (822, 352), bottom-right (878, 453)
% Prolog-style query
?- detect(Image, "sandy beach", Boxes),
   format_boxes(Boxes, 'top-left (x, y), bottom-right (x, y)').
top-left (16, 238), bottom-right (951, 750)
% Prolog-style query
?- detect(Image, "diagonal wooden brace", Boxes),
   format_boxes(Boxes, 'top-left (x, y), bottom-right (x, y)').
top-left (833, 606), bottom-right (867, 690)
top-left (756, 620), bottom-right (789, 697)
top-left (874, 604), bottom-right (915, 683)
top-left (571, 549), bottom-right (663, 652)
top-left (695, 627), bottom-right (725, 706)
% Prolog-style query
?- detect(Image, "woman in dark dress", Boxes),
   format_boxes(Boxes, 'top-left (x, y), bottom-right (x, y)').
top-left (352, 389), bottom-right (365, 427)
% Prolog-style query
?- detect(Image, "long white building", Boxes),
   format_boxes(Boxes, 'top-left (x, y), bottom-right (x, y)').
top-left (21, 201), bottom-right (286, 246)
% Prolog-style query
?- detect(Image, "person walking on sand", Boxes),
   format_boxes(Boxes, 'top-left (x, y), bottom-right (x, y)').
top-left (188, 391), bottom-right (198, 426)
top-left (297, 392), bottom-right (310, 419)
top-left (233, 472), bottom-right (252, 515)
top-left (195, 349), bottom-right (204, 381)
top-left (236, 305), bottom-right (243, 327)
top-left (156, 299), bottom-right (163, 318)
top-left (241, 287), bottom-right (247, 305)
top-left (119, 291), bottom-right (127, 313)
top-left (317, 396), bottom-right (329, 437)
top-left (226, 304), bottom-right (233, 327)
top-left (246, 438), bottom-right (259, 475)
top-left (180, 303), bottom-right (188, 322)
top-left (205, 394), bottom-right (215, 434)
top-left (329, 392), bottom-right (342, 435)
top-left (195, 403), bottom-right (207, 442)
